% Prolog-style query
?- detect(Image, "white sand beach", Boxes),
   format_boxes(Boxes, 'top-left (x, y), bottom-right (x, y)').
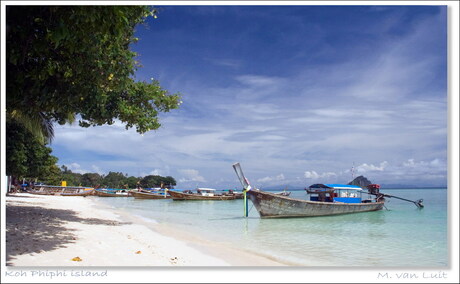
top-left (5, 193), bottom-right (284, 267)
top-left (4, 194), bottom-right (458, 284)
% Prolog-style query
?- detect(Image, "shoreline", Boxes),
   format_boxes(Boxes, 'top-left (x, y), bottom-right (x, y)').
top-left (5, 193), bottom-right (285, 267)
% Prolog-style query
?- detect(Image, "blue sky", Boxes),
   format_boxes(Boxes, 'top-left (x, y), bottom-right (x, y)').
top-left (52, 5), bottom-right (448, 189)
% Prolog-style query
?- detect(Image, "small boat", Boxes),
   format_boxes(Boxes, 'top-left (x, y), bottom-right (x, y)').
top-left (168, 188), bottom-right (237, 200)
top-left (273, 190), bottom-right (291, 196)
top-left (233, 163), bottom-right (385, 218)
top-left (130, 190), bottom-right (171, 199)
top-left (94, 188), bottom-right (130, 197)
top-left (231, 192), bottom-right (245, 199)
top-left (28, 185), bottom-right (94, 196)
top-left (61, 188), bottom-right (95, 196)
top-left (222, 189), bottom-right (244, 199)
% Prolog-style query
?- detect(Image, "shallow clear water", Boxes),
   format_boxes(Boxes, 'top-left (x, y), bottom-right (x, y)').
top-left (95, 188), bottom-right (448, 267)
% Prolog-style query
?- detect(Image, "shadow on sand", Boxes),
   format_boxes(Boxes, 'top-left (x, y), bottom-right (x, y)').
top-left (6, 204), bottom-right (131, 265)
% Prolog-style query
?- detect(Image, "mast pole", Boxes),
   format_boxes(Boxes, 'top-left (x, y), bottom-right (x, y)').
top-left (243, 189), bottom-right (248, 217)
top-left (351, 162), bottom-right (355, 180)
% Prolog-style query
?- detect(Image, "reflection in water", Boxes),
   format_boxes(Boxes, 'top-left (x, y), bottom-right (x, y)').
top-left (244, 211), bottom-right (389, 265)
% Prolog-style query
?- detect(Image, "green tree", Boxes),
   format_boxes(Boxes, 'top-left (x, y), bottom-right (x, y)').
top-left (81, 173), bottom-right (104, 187)
top-left (139, 175), bottom-right (161, 188)
top-left (6, 6), bottom-right (181, 186)
top-left (60, 165), bottom-right (83, 186)
top-left (41, 165), bottom-right (62, 186)
top-left (164, 176), bottom-right (177, 187)
top-left (103, 172), bottom-right (127, 188)
top-left (139, 175), bottom-right (176, 188)
top-left (6, 6), bottom-right (181, 144)
top-left (125, 176), bottom-right (141, 188)
top-left (6, 120), bottom-right (61, 183)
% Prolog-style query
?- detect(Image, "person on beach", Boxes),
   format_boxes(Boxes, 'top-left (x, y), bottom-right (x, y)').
top-left (11, 177), bottom-right (19, 193)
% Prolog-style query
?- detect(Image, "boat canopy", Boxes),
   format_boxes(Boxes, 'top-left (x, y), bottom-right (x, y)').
top-left (197, 188), bottom-right (216, 191)
top-left (309, 184), bottom-right (362, 191)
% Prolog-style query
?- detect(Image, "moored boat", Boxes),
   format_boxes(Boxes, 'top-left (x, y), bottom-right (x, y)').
top-left (130, 190), bottom-right (171, 199)
top-left (222, 189), bottom-right (244, 199)
top-left (233, 163), bottom-right (385, 218)
top-left (28, 185), bottom-right (94, 196)
top-left (61, 188), bottom-right (95, 196)
top-left (94, 188), bottom-right (130, 197)
top-left (168, 188), bottom-right (237, 200)
top-left (273, 190), bottom-right (291, 196)
top-left (246, 186), bottom-right (384, 218)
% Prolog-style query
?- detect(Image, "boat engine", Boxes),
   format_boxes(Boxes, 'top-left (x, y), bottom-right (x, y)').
top-left (367, 184), bottom-right (380, 194)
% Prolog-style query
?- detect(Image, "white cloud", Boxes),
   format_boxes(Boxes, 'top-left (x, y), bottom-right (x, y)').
top-left (402, 158), bottom-right (446, 171)
top-left (257, 173), bottom-right (285, 184)
top-left (65, 163), bottom-right (89, 174)
top-left (356, 161), bottom-right (389, 173)
top-left (150, 169), bottom-right (162, 176)
top-left (49, 8), bottom-right (447, 189)
top-left (304, 171), bottom-right (337, 179)
top-left (236, 75), bottom-right (284, 87)
top-left (91, 165), bottom-right (104, 175)
top-left (178, 169), bottom-right (206, 183)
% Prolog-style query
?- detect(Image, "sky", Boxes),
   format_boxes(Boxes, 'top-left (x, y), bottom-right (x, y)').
top-left (50, 4), bottom-right (449, 189)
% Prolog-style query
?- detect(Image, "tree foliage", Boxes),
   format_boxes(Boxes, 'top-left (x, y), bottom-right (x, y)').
top-left (140, 175), bottom-right (177, 188)
top-left (51, 169), bottom-right (176, 189)
top-left (81, 173), bottom-right (104, 188)
top-left (6, 6), bottom-right (182, 186)
top-left (6, 120), bottom-right (60, 182)
top-left (60, 165), bottom-right (83, 186)
top-left (102, 172), bottom-right (128, 188)
top-left (6, 5), bottom-right (181, 137)
top-left (125, 176), bottom-right (140, 189)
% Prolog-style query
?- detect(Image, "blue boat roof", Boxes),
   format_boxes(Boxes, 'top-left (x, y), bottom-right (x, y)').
top-left (309, 183), bottom-right (362, 190)
top-left (325, 184), bottom-right (362, 190)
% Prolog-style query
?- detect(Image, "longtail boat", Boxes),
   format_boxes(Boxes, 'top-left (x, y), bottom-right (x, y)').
top-left (232, 163), bottom-right (385, 218)
top-left (61, 188), bottom-right (95, 196)
top-left (28, 185), bottom-right (94, 196)
top-left (130, 190), bottom-right (171, 199)
top-left (272, 190), bottom-right (291, 196)
top-left (246, 186), bottom-right (385, 218)
top-left (222, 189), bottom-right (244, 199)
top-left (168, 188), bottom-right (237, 200)
top-left (94, 188), bottom-right (130, 197)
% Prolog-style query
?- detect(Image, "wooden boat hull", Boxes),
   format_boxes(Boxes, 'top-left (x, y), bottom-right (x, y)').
top-left (247, 190), bottom-right (384, 218)
top-left (27, 190), bottom-right (56, 195)
top-left (28, 186), bottom-right (94, 196)
top-left (232, 193), bottom-right (244, 199)
top-left (61, 189), bottom-right (95, 196)
top-left (131, 191), bottom-right (171, 199)
top-left (168, 190), bottom-right (236, 200)
top-left (94, 190), bottom-right (129, 197)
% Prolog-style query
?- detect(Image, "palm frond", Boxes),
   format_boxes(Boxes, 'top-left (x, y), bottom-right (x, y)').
top-left (9, 110), bottom-right (54, 144)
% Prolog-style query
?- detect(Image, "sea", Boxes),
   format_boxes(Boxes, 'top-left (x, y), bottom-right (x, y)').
top-left (94, 188), bottom-right (448, 267)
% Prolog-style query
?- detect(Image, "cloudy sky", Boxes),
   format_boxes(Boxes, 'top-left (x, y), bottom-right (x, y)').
top-left (51, 5), bottom-right (448, 189)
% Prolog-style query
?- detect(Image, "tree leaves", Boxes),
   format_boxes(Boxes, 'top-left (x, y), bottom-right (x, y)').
top-left (6, 6), bottom-right (181, 137)
top-left (6, 120), bottom-right (60, 179)
top-left (6, 6), bottom-right (181, 181)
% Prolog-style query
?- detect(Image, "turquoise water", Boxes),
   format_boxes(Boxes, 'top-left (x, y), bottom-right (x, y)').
top-left (95, 188), bottom-right (448, 267)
